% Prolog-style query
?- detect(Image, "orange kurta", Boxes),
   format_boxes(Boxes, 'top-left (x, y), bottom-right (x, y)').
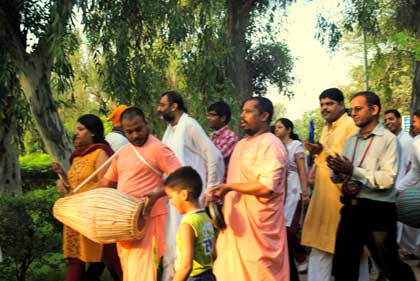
top-left (213, 132), bottom-right (289, 281)
top-left (301, 113), bottom-right (358, 253)
top-left (64, 148), bottom-right (104, 262)
top-left (105, 135), bottom-right (181, 281)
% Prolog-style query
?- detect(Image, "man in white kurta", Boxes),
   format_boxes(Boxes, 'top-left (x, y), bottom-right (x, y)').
top-left (383, 109), bottom-right (419, 257)
top-left (157, 91), bottom-right (225, 280)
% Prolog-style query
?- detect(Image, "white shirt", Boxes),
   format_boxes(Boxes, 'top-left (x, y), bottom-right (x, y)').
top-left (398, 135), bottom-right (420, 191)
top-left (162, 113), bottom-right (224, 189)
top-left (332, 124), bottom-right (398, 202)
top-left (396, 131), bottom-right (413, 187)
top-left (105, 131), bottom-right (129, 152)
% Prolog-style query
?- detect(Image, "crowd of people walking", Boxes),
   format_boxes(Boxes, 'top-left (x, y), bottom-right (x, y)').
top-left (52, 89), bottom-right (419, 281)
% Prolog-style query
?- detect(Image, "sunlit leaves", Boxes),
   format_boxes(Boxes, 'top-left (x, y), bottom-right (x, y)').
top-left (315, 15), bottom-right (343, 50)
top-left (247, 42), bottom-right (294, 97)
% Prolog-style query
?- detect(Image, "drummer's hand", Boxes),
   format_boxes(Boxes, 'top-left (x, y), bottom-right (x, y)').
top-left (207, 184), bottom-right (231, 202)
top-left (142, 192), bottom-right (159, 217)
top-left (51, 162), bottom-right (65, 175)
top-left (56, 179), bottom-right (70, 196)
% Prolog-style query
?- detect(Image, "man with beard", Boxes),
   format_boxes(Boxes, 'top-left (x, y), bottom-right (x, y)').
top-left (327, 91), bottom-right (415, 281)
top-left (301, 88), bottom-right (364, 281)
top-left (157, 91), bottom-right (224, 281)
top-left (97, 107), bottom-right (181, 281)
top-left (207, 97), bottom-right (289, 280)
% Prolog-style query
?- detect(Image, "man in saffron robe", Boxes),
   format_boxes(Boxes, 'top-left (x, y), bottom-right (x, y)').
top-left (208, 97), bottom-right (289, 281)
top-left (98, 107), bottom-right (181, 281)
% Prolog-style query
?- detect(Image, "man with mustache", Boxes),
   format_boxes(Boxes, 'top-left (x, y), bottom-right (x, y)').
top-left (97, 107), bottom-right (181, 281)
top-left (327, 91), bottom-right (415, 281)
top-left (207, 97), bottom-right (289, 281)
top-left (301, 88), bottom-right (362, 281)
top-left (157, 91), bottom-right (224, 281)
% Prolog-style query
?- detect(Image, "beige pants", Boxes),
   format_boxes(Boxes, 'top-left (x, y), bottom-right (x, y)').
top-left (307, 248), bottom-right (369, 281)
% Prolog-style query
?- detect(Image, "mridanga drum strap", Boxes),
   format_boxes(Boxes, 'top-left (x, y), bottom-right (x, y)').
top-left (72, 143), bottom-right (162, 193)
top-left (129, 144), bottom-right (162, 177)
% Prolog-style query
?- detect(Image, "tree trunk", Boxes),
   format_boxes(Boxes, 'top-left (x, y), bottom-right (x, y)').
top-left (18, 44), bottom-right (73, 170)
top-left (226, 0), bottom-right (254, 101)
top-left (397, 0), bottom-right (420, 115)
top-left (0, 91), bottom-right (22, 195)
top-left (411, 60), bottom-right (420, 114)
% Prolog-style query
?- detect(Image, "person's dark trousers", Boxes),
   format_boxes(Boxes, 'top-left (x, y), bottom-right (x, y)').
top-left (332, 197), bottom-right (416, 281)
top-left (102, 243), bottom-right (123, 280)
top-left (85, 244), bottom-right (122, 281)
top-left (287, 200), bottom-right (304, 281)
top-left (288, 201), bottom-right (307, 264)
top-left (85, 262), bottom-right (103, 281)
top-left (287, 234), bottom-right (300, 281)
top-left (66, 258), bottom-right (85, 281)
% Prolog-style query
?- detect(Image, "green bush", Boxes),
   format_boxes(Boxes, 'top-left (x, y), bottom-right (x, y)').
top-left (0, 187), bottom-right (65, 281)
top-left (19, 154), bottom-right (52, 174)
top-left (20, 154), bottom-right (57, 192)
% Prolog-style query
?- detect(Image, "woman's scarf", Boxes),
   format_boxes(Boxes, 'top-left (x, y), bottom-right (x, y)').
top-left (70, 143), bottom-right (114, 164)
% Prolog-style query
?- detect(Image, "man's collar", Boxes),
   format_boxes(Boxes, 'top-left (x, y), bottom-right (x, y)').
top-left (357, 123), bottom-right (385, 139)
top-left (330, 112), bottom-right (348, 128)
top-left (211, 125), bottom-right (228, 136)
top-left (170, 112), bottom-right (187, 127)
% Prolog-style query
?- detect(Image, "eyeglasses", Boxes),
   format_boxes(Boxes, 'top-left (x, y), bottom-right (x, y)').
top-left (348, 105), bottom-right (373, 115)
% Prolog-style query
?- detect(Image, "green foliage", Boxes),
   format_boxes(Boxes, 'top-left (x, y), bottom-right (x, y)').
top-left (27, 253), bottom-right (66, 281)
top-left (0, 187), bottom-right (64, 281)
top-left (247, 42), bottom-right (294, 97)
top-left (20, 154), bottom-right (56, 192)
top-left (3, 0), bottom-right (296, 158)
top-left (342, 0), bottom-right (381, 34)
top-left (391, 31), bottom-right (420, 60)
top-left (293, 109), bottom-right (324, 143)
top-left (315, 15), bottom-right (343, 50)
top-left (20, 154), bottom-right (52, 173)
top-left (315, 0), bottom-right (415, 115)
top-left (174, 1), bottom-right (239, 131)
top-left (247, 1), bottom-right (295, 97)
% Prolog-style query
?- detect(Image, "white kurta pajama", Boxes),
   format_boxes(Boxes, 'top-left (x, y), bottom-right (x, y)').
top-left (161, 113), bottom-right (224, 281)
top-left (397, 134), bottom-right (420, 255)
top-left (284, 140), bottom-right (307, 227)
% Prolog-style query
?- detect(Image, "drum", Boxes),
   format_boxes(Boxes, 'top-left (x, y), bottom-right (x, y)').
top-left (53, 187), bottom-right (146, 243)
top-left (396, 187), bottom-right (420, 228)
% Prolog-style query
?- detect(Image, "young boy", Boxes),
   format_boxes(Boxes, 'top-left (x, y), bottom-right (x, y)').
top-left (164, 166), bottom-right (216, 281)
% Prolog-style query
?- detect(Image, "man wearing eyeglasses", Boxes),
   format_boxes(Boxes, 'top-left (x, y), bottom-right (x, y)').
top-left (327, 91), bottom-right (415, 281)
